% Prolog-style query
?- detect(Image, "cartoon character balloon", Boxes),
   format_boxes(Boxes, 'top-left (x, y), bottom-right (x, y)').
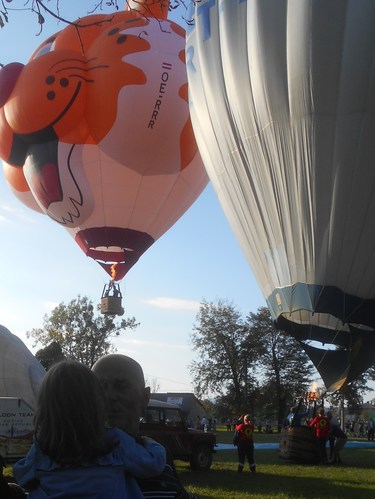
top-left (0, 1), bottom-right (208, 281)
top-left (187, 0), bottom-right (375, 391)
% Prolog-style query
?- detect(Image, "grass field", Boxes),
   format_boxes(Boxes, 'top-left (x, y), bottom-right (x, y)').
top-left (175, 426), bottom-right (375, 499)
top-left (4, 426), bottom-right (374, 498)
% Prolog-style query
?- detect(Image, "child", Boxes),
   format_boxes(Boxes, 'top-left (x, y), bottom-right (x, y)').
top-left (234, 414), bottom-right (256, 473)
top-left (13, 360), bottom-right (166, 498)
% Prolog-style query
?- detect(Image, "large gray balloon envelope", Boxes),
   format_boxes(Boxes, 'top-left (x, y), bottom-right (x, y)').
top-left (186, 0), bottom-right (375, 391)
top-left (0, 324), bottom-right (45, 408)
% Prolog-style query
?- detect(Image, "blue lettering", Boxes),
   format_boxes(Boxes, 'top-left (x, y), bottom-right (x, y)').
top-left (197, 0), bottom-right (216, 41)
top-left (189, 0), bottom-right (248, 39)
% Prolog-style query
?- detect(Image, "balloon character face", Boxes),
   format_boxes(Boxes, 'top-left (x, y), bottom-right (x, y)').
top-left (0, 11), bottom-right (208, 280)
top-left (187, 0), bottom-right (375, 390)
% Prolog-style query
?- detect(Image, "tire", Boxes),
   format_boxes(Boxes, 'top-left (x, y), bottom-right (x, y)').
top-left (190, 445), bottom-right (213, 471)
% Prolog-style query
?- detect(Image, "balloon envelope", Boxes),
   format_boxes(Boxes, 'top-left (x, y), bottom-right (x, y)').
top-left (0, 10), bottom-right (208, 280)
top-left (0, 324), bottom-right (45, 409)
top-left (187, 0), bottom-right (375, 391)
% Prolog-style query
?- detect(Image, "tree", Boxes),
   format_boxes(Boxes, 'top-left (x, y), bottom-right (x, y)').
top-left (35, 340), bottom-right (65, 370)
top-left (0, 0), bottom-right (190, 35)
top-left (27, 295), bottom-right (139, 367)
top-left (246, 307), bottom-right (315, 428)
top-left (146, 376), bottom-right (161, 393)
top-left (0, 0), bottom-right (120, 32)
top-left (190, 300), bottom-right (316, 421)
top-left (189, 299), bottom-right (261, 413)
top-left (328, 366), bottom-right (375, 416)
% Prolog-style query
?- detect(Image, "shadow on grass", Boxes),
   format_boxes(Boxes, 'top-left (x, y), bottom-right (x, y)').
top-left (182, 469), bottom-right (374, 499)
top-left (177, 449), bottom-right (375, 499)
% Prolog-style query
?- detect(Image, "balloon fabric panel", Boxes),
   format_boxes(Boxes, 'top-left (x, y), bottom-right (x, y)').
top-left (0, 324), bottom-right (45, 409)
top-left (187, 0), bottom-right (375, 390)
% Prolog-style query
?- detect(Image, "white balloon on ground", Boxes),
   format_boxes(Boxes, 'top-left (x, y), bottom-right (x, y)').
top-left (0, 324), bottom-right (45, 409)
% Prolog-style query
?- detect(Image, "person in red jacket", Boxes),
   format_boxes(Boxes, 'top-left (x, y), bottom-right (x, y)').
top-left (309, 407), bottom-right (331, 464)
top-left (234, 414), bottom-right (256, 473)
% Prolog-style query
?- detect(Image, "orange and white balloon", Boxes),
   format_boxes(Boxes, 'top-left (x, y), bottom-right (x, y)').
top-left (0, 1), bottom-right (208, 280)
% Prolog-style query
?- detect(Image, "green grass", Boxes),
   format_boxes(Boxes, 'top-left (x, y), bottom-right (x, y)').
top-left (175, 427), bottom-right (375, 499)
top-left (4, 427), bottom-right (374, 498)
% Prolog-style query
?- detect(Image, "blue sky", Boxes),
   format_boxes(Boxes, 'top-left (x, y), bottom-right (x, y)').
top-left (0, 1), bottom-right (265, 393)
top-left (3, 2), bottom-right (373, 403)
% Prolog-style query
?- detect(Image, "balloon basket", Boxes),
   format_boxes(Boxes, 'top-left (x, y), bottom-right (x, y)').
top-left (100, 281), bottom-right (124, 316)
top-left (278, 426), bottom-right (320, 463)
top-left (100, 296), bottom-right (124, 316)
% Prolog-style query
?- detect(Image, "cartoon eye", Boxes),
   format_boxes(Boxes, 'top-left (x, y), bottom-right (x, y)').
top-left (108, 28), bottom-right (120, 36)
top-left (117, 35), bottom-right (127, 44)
top-left (32, 39), bottom-right (56, 59)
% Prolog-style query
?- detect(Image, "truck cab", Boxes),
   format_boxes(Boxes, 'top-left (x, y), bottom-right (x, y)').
top-left (140, 399), bottom-right (216, 471)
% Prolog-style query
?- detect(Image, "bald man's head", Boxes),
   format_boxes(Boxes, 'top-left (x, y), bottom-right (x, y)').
top-left (92, 354), bottom-right (150, 435)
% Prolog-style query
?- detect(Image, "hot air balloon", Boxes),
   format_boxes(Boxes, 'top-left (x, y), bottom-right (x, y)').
top-left (0, 324), bottom-right (45, 409)
top-left (186, 0), bottom-right (375, 391)
top-left (0, 0), bottom-right (208, 314)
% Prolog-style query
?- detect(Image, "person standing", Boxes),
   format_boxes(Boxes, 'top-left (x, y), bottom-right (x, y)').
top-left (309, 407), bottom-right (331, 464)
top-left (92, 354), bottom-right (196, 499)
top-left (327, 412), bottom-right (347, 464)
top-left (200, 416), bottom-right (207, 432)
top-left (368, 418), bottom-right (374, 441)
top-left (234, 414), bottom-right (256, 473)
top-left (226, 418), bottom-right (232, 431)
top-left (13, 360), bottom-right (166, 498)
top-left (285, 405), bottom-right (309, 426)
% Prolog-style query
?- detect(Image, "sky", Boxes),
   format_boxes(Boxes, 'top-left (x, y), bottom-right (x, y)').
top-left (0, 1), bottom-right (266, 394)
top-left (1, 1), bottom-right (373, 403)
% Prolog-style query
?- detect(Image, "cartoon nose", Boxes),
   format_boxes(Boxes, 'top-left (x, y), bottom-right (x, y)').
top-left (0, 62), bottom-right (24, 107)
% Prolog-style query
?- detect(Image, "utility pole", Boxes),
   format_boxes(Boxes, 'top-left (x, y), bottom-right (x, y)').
top-left (340, 394), bottom-right (345, 431)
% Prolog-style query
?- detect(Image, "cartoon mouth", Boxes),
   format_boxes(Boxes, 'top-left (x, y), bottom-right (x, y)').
top-left (49, 80), bottom-right (82, 128)
top-left (46, 59), bottom-right (110, 130)
top-left (8, 76), bottom-right (84, 167)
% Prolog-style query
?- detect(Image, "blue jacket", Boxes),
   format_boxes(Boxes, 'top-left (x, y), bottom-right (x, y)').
top-left (13, 428), bottom-right (166, 498)
top-left (285, 409), bottom-right (309, 426)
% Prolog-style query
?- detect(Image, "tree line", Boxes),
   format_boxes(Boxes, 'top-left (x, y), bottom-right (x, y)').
top-left (29, 295), bottom-right (375, 428)
top-left (190, 300), bottom-right (375, 426)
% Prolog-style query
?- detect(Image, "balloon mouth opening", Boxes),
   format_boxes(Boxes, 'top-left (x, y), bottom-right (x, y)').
top-left (268, 283), bottom-right (375, 334)
top-left (75, 227), bottom-right (155, 279)
top-left (301, 340), bottom-right (346, 352)
top-left (95, 246), bottom-right (134, 254)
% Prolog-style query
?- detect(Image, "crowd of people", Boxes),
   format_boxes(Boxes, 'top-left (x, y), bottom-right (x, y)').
top-left (225, 416), bottom-right (273, 434)
top-left (344, 418), bottom-right (374, 439)
top-left (284, 404), bottom-right (351, 464)
top-left (229, 403), bottom-right (374, 471)
top-left (1, 354), bottom-right (374, 495)
top-left (191, 415), bottom-right (217, 432)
